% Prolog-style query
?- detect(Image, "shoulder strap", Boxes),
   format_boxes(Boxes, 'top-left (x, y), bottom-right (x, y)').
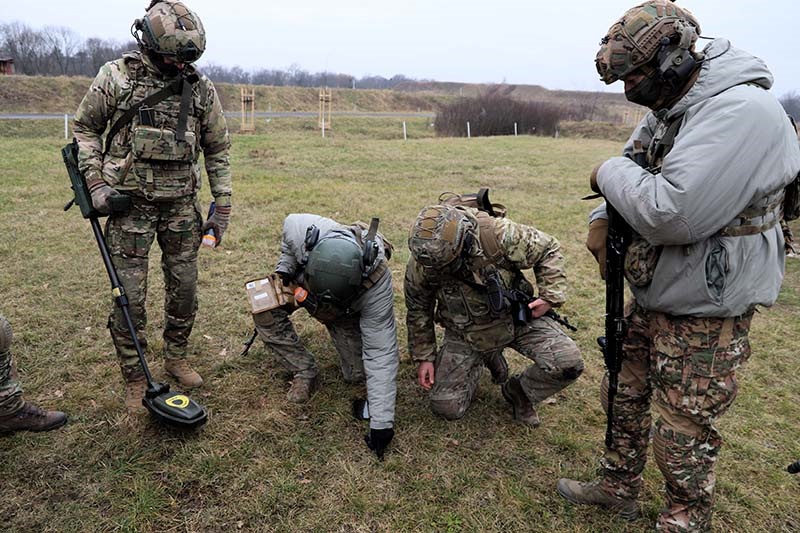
top-left (475, 211), bottom-right (504, 267)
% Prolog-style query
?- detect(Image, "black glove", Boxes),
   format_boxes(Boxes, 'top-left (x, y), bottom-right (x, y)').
top-left (275, 270), bottom-right (293, 286)
top-left (365, 427), bottom-right (394, 460)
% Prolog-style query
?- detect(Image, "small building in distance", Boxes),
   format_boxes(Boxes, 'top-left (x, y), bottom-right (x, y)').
top-left (0, 58), bottom-right (14, 75)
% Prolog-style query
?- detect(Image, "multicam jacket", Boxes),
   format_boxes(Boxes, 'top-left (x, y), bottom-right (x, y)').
top-left (405, 209), bottom-right (567, 362)
top-left (73, 50), bottom-right (231, 203)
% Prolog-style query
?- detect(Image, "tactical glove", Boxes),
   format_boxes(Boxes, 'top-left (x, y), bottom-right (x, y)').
top-left (91, 183), bottom-right (125, 215)
top-left (275, 270), bottom-right (293, 286)
top-left (590, 163), bottom-right (602, 193)
top-left (202, 200), bottom-right (231, 245)
top-left (586, 218), bottom-right (609, 279)
top-left (365, 427), bottom-right (394, 461)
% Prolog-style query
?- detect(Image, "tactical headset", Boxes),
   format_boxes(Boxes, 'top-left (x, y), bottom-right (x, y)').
top-left (654, 20), bottom-right (698, 90)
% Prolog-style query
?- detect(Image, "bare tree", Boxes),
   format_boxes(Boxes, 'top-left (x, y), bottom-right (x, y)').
top-left (44, 26), bottom-right (81, 75)
top-left (781, 91), bottom-right (800, 121)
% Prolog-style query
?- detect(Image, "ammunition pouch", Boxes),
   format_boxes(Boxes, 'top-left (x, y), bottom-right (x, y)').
top-left (624, 236), bottom-right (662, 287)
top-left (132, 126), bottom-right (196, 162)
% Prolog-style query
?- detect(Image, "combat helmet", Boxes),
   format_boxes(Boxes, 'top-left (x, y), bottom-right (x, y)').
top-left (133, 0), bottom-right (206, 64)
top-left (305, 234), bottom-right (364, 303)
top-left (596, 1), bottom-right (701, 86)
top-left (408, 205), bottom-right (473, 269)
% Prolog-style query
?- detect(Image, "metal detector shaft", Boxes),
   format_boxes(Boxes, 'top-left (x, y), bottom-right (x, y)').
top-left (89, 216), bottom-right (156, 387)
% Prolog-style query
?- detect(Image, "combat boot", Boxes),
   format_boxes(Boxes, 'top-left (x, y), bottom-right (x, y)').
top-left (164, 359), bottom-right (203, 389)
top-left (556, 479), bottom-right (639, 521)
top-left (125, 377), bottom-right (147, 413)
top-left (501, 376), bottom-right (540, 427)
top-left (485, 351), bottom-right (509, 384)
top-left (0, 401), bottom-right (67, 433)
top-left (286, 375), bottom-right (319, 403)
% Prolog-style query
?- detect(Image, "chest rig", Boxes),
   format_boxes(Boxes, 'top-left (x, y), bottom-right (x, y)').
top-left (105, 55), bottom-right (204, 201)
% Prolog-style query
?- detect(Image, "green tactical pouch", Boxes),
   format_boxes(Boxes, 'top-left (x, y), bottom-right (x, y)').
top-left (624, 236), bottom-right (662, 287)
top-left (132, 125), bottom-right (196, 162)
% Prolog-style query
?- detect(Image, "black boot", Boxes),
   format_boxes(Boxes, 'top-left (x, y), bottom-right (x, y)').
top-left (0, 401), bottom-right (67, 434)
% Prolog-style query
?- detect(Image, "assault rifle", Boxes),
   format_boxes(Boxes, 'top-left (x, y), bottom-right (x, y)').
top-left (484, 270), bottom-right (578, 332)
top-left (599, 201), bottom-right (631, 448)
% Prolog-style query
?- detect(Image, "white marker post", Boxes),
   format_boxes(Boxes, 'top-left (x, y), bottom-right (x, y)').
top-left (514, 122), bottom-right (518, 136)
top-left (403, 121), bottom-right (407, 141)
top-left (321, 118), bottom-right (326, 138)
top-left (467, 121), bottom-right (471, 139)
top-left (64, 114), bottom-right (69, 139)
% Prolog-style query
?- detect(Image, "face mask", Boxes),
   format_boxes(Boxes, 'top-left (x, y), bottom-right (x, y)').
top-left (147, 50), bottom-right (183, 77)
top-left (624, 71), bottom-right (668, 109)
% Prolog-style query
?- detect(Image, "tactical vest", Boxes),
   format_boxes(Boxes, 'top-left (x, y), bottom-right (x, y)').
top-left (109, 53), bottom-right (207, 201)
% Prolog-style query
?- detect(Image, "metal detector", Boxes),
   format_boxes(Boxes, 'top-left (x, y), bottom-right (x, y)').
top-left (62, 140), bottom-right (207, 429)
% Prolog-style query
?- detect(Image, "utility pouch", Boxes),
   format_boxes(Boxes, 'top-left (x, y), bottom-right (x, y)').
top-left (245, 274), bottom-right (295, 314)
top-left (624, 236), bottom-right (662, 287)
top-left (132, 125), bottom-right (196, 162)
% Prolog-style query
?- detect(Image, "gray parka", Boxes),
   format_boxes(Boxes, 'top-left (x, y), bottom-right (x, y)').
top-left (276, 214), bottom-right (398, 430)
top-left (592, 39), bottom-right (800, 317)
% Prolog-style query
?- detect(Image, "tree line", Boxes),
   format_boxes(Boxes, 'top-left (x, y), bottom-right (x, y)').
top-left (0, 21), bottom-right (416, 89)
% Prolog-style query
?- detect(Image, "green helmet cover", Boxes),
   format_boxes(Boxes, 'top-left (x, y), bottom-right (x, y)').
top-left (305, 235), bottom-right (364, 303)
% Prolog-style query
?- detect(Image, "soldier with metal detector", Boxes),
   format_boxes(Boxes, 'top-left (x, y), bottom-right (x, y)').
top-left (405, 191), bottom-right (583, 427)
top-left (72, 0), bottom-right (232, 412)
top-left (245, 214), bottom-right (399, 460)
top-left (556, 2), bottom-right (800, 531)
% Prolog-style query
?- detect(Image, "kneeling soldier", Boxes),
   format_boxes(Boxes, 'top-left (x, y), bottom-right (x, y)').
top-left (250, 214), bottom-right (398, 459)
top-left (405, 204), bottom-right (583, 426)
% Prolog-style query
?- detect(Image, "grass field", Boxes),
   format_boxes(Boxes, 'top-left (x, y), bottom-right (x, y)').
top-left (0, 117), bottom-right (799, 532)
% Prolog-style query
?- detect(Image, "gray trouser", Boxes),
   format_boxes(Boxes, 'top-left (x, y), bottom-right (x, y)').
top-left (429, 316), bottom-right (584, 420)
top-left (253, 307), bottom-right (365, 382)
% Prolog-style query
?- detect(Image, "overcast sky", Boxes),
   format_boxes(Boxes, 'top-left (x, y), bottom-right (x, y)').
top-left (3, 0), bottom-right (799, 96)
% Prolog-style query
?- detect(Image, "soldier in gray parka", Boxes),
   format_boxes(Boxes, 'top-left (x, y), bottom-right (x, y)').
top-left (252, 213), bottom-right (399, 459)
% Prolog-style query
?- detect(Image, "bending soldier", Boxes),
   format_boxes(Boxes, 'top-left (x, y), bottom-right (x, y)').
top-left (251, 214), bottom-right (399, 459)
top-left (558, 2), bottom-right (800, 531)
top-left (73, 1), bottom-right (232, 411)
top-left (0, 313), bottom-right (67, 433)
top-left (405, 204), bottom-right (583, 427)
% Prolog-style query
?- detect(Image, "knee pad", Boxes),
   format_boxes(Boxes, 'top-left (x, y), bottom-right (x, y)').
top-left (559, 361), bottom-right (584, 382)
top-left (0, 314), bottom-right (12, 354)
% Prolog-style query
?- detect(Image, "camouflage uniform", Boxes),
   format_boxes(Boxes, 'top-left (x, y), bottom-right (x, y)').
top-left (405, 207), bottom-right (583, 420)
top-left (0, 316), bottom-right (22, 417)
top-left (73, 50), bottom-right (231, 378)
top-left (598, 301), bottom-right (752, 531)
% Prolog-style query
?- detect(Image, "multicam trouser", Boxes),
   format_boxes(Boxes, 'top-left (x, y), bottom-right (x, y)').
top-left (253, 307), bottom-right (365, 382)
top-left (429, 316), bottom-right (583, 420)
top-left (0, 323), bottom-right (23, 416)
top-left (106, 196), bottom-right (202, 377)
top-left (600, 300), bottom-right (752, 533)
top-left (781, 218), bottom-right (797, 255)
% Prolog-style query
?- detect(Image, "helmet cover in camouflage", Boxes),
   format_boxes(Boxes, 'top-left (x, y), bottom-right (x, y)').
top-left (305, 235), bottom-right (364, 303)
top-left (136, 1), bottom-right (206, 63)
top-left (596, 0), bottom-right (700, 84)
top-left (408, 205), bottom-right (471, 269)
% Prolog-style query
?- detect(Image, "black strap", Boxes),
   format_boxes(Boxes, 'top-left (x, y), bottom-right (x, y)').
top-left (176, 76), bottom-right (193, 141)
top-left (102, 73), bottom-right (198, 156)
